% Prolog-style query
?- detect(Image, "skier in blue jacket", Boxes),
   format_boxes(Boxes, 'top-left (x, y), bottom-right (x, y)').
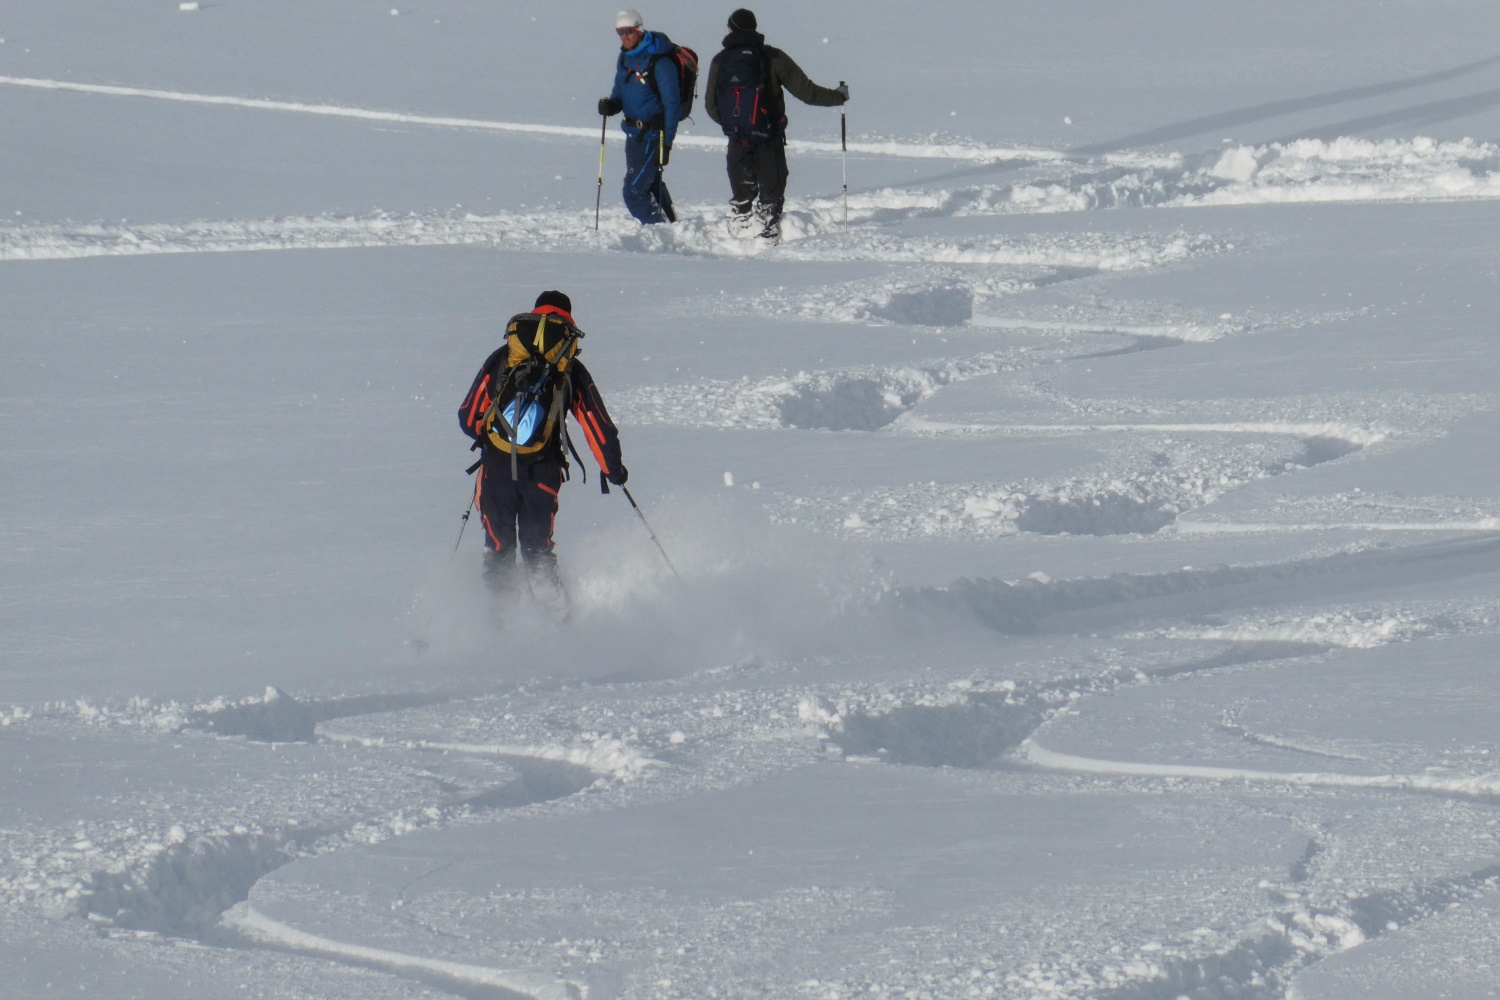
top-left (597, 8), bottom-right (680, 225)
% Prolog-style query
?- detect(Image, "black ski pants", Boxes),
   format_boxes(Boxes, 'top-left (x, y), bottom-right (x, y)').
top-left (727, 136), bottom-right (788, 221)
top-left (476, 452), bottom-right (562, 589)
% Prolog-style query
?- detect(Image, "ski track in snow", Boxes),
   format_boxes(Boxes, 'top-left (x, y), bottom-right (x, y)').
top-left (11, 68), bottom-right (1500, 1000)
top-left (0, 134), bottom-right (1494, 264)
top-left (0, 199), bottom-right (1218, 266)
top-left (224, 903), bottom-right (581, 1000)
top-left (12, 552), bottom-right (1500, 999)
top-left (0, 74), bottom-right (1080, 165)
top-left (1017, 740), bottom-right (1500, 803)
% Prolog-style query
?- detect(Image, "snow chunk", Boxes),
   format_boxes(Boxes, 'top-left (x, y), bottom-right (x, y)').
top-left (1210, 146), bottom-right (1260, 183)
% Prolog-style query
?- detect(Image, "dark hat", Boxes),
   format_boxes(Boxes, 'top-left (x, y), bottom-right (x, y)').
top-left (534, 289), bottom-right (573, 313)
top-left (728, 8), bottom-right (756, 31)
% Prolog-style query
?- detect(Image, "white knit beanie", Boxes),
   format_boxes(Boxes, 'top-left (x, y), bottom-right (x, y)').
top-left (615, 8), bottom-right (643, 29)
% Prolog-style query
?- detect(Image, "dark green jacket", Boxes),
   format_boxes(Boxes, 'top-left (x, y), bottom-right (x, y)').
top-left (704, 29), bottom-right (845, 131)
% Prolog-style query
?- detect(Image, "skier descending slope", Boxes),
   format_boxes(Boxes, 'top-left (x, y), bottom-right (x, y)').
top-left (705, 8), bottom-right (848, 243)
top-left (598, 8), bottom-right (686, 225)
top-left (458, 291), bottom-right (627, 619)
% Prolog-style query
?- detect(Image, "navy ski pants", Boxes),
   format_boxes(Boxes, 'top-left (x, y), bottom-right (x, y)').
top-left (476, 453), bottom-right (562, 588)
top-left (623, 130), bottom-right (675, 225)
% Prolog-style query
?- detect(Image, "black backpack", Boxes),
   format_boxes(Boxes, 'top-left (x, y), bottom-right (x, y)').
top-left (714, 45), bottom-right (779, 140)
top-left (481, 313), bottom-right (583, 476)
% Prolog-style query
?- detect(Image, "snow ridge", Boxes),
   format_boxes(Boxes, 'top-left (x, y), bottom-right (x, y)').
top-left (0, 74), bottom-right (1067, 164)
top-left (1018, 740), bottom-right (1500, 802)
top-left (225, 903), bottom-right (581, 1000)
top-left (321, 731), bottom-right (658, 783)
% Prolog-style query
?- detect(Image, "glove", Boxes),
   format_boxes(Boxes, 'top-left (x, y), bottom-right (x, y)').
top-left (660, 144), bottom-right (671, 167)
top-left (598, 97), bottom-right (621, 117)
top-left (606, 465), bottom-right (629, 486)
top-left (836, 81), bottom-right (849, 102)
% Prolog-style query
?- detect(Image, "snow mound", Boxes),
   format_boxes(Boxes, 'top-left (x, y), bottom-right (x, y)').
top-left (1002, 136), bottom-right (1500, 212)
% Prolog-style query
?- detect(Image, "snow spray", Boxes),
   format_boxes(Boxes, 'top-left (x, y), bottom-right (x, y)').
top-left (620, 485), bottom-right (681, 580)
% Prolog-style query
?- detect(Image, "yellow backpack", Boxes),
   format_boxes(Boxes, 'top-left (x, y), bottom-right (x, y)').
top-left (481, 313), bottom-right (584, 470)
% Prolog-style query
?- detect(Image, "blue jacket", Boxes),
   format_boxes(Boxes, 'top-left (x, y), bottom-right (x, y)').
top-left (608, 31), bottom-right (681, 147)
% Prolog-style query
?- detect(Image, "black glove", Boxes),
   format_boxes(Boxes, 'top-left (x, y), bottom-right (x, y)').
top-left (836, 81), bottom-right (850, 103)
top-left (598, 97), bottom-right (621, 117)
top-left (606, 465), bottom-right (629, 486)
top-left (660, 145), bottom-right (671, 167)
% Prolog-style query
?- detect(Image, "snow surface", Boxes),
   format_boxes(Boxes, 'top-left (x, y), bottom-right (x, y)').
top-left (7, 2), bottom-right (1500, 998)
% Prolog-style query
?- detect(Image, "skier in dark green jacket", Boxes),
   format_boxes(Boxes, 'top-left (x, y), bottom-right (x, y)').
top-left (704, 8), bottom-right (848, 243)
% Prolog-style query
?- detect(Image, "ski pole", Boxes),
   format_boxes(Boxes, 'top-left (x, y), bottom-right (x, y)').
top-left (840, 88), bottom-right (848, 225)
top-left (452, 490), bottom-right (477, 555)
top-left (620, 485), bottom-right (681, 580)
top-left (595, 114), bottom-right (607, 231)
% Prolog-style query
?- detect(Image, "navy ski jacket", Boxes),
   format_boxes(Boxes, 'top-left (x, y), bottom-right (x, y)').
top-left (608, 30), bottom-right (682, 148)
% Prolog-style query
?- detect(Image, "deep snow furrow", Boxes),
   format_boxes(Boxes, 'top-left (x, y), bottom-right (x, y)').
top-left (893, 534), bottom-right (1500, 635)
top-left (1088, 861), bottom-right (1500, 1000)
top-left (899, 419), bottom-right (1389, 448)
top-left (779, 429), bottom-right (1357, 540)
top-left (319, 731), bottom-right (657, 783)
top-left (77, 749), bottom-right (603, 939)
top-left (769, 392), bottom-right (1491, 541)
top-left (615, 327), bottom-right (1205, 433)
top-left (815, 641), bottom-right (1322, 768)
top-left (190, 686), bottom-right (453, 742)
top-left (615, 350), bottom-right (1024, 432)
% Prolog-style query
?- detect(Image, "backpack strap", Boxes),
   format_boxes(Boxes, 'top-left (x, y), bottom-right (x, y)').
top-left (643, 69), bottom-right (667, 130)
top-left (644, 51), bottom-right (666, 101)
top-left (636, 50), bottom-right (675, 131)
top-left (563, 425), bottom-right (587, 485)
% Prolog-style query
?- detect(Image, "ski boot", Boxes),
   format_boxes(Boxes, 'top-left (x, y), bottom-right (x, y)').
top-left (755, 205), bottom-right (781, 245)
top-left (727, 199), bottom-right (756, 237)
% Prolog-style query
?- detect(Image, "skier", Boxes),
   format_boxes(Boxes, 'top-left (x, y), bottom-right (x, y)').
top-left (704, 8), bottom-right (848, 243)
top-left (597, 8), bottom-right (681, 225)
top-left (457, 291), bottom-right (627, 617)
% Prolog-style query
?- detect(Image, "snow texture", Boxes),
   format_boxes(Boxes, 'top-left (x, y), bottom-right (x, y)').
top-left (8, 3), bottom-right (1500, 1000)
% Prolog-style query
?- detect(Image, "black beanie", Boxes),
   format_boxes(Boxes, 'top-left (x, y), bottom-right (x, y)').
top-left (728, 8), bottom-right (756, 31)
top-left (534, 289), bottom-right (573, 313)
